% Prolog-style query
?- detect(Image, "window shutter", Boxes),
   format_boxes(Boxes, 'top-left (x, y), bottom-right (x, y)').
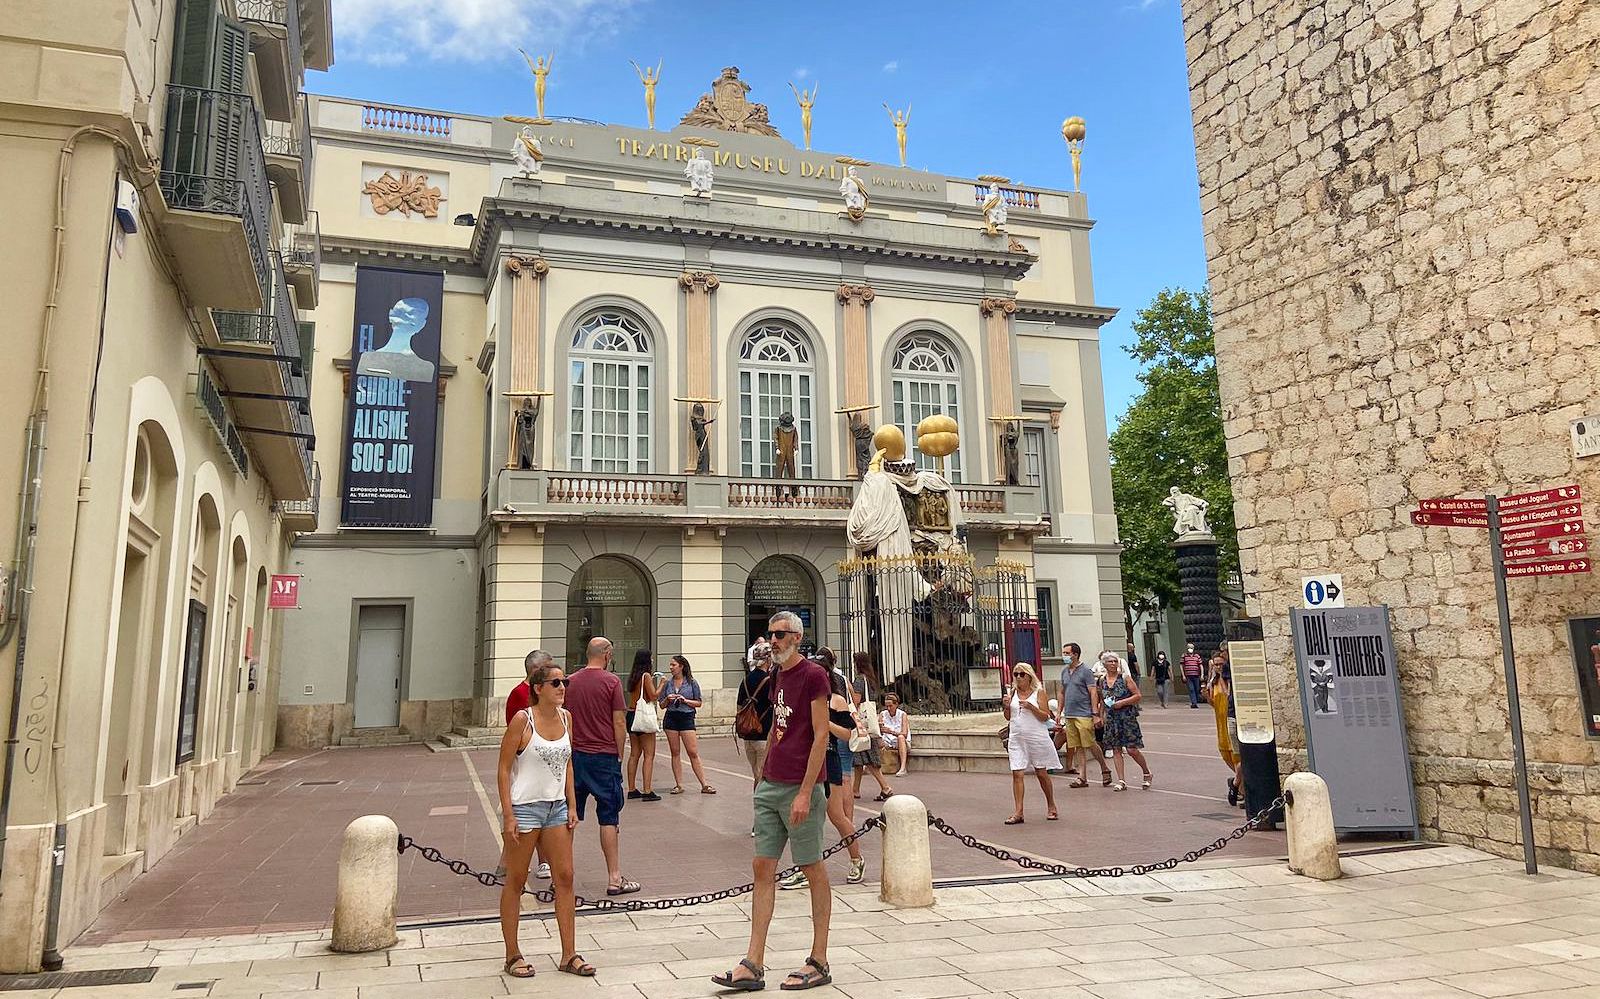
top-left (170, 0), bottom-right (218, 86)
top-left (212, 16), bottom-right (249, 95)
top-left (207, 18), bottom-right (250, 185)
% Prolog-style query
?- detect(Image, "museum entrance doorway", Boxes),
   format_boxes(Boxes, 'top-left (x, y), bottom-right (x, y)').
top-left (745, 555), bottom-right (820, 648)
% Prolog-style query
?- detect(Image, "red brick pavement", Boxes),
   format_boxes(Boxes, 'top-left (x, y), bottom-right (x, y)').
top-left (79, 704), bottom-right (1284, 944)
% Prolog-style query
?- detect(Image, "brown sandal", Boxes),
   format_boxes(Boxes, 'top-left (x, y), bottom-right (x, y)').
top-left (559, 954), bottom-right (596, 977)
top-left (504, 954), bottom-right (536, 978)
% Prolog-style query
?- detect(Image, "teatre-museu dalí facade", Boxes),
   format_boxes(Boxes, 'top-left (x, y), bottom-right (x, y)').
top-left (276, 70), bottom-right (1127, 747)
top-left (0, 0), bottom-right (331, 970)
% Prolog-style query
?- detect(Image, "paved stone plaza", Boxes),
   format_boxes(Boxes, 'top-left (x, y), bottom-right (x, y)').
top-left (25, 842), bottom-right (1600, 998)
top-left (82, 709), bottom-right (1283, 943)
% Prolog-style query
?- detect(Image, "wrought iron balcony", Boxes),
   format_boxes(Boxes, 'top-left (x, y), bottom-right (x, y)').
top-left (277, 460), bottom-right (320, 530)
top-left (158, 84), bottom-right (272, 309)
top-left (262, 94), bottom-right (312, 222)
top-left (238, 0), bottom-right (304, 121)
top-left (194, 365), bottom-right (250, 479)
top-left (282, 209), bottom-right (320, 306)
top-left (214, 251), bottom-right (297, 347)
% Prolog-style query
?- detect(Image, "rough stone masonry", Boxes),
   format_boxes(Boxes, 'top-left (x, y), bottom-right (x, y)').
top-left (1181, 0), bottom-right (1600, 868)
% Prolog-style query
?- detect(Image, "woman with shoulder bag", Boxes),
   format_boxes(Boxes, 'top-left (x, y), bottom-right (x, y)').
top-left (849, 654), bottom-right (894, 801)
top-left (625, 650), bottom-right (660, 802)
top-left (734, 641), bottom-right (774, 785)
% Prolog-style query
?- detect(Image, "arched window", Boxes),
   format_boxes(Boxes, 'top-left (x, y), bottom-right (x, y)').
top-left (891, 332), bottom-right (964, 482)
top-left (737, 321), bottom-right (815, 477)
top-left (565, 556), bottom-right (653, 673)
top-left (568, 310), bottom-right (654, 472)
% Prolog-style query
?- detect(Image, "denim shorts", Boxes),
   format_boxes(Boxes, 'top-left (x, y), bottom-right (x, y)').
top-left (511, 799), bottom-right (569, 832)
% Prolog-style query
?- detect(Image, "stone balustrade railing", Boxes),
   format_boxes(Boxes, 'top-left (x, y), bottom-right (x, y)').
top-left (728, 480), bottom-right (855, 509)
top-left (545, 474), bottom-right (686, 506)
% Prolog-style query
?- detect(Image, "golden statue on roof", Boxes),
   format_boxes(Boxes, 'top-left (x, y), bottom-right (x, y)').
top-left (680, 67), bottom-right (782, 137)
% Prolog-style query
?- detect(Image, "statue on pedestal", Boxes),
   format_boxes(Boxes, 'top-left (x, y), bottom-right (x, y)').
top-left (631, 59), bottom-right (663, 129)
top-left (849, 411), bottom-right (876, 477)
top-left (514, 397), bottom-right (541, 470)
top-left (774, 411), bottom-right (799, 481)
top-left (981, 183), bottom-right (1008, 235)
top-left (690, 402), bottom-right (714, 474)
top-left (518, 50), bottom-right (554, 121)
top-left (684, 148), bottom-right (714, 198)
top-left (1164, 485), bottom-right (1212, 537)
top-left (511, 127), bottom-right (543, 177)
top-left (1001, 420), bottom-right (1021, 485)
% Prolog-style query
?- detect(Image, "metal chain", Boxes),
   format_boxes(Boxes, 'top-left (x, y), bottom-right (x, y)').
top-left (396, 814), bottom-right (883, 913)
top-left (925, 795), bottom-right (1286, 879)
top-left (396, 795), bottom-right (1284, 911)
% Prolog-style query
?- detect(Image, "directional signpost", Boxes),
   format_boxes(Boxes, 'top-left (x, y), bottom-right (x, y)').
top-left (1408, 484), bottom-right (1587, 875)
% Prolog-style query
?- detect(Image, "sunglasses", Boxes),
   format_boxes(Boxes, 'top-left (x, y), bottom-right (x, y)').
top-left (536, 677), bottom-right (568, 688)
top-left (766, 629), bottom-right (798, 639)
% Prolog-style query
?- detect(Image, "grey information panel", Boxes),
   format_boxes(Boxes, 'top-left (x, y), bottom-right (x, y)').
top-left (1290, 606), bottom-right (1419, 835)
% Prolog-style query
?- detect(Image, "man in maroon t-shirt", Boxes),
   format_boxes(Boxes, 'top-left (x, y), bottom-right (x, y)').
top-left (713, 611), bottom-right (833, 992)
top-left (564, 636), bottom-right (639, 895)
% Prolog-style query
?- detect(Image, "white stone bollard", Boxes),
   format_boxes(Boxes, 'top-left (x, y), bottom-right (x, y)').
top-left (879, 794), bottom-right (935, 908)
top-left (1284, 772), bottom-right (1342, 881)
top-left (331, 814), bottom-right (400, 952)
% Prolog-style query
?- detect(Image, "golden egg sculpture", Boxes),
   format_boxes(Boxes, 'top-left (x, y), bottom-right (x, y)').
top-left (872, 424), bottom-right (907, 461)
top-left (916, 414), bottom-right (960, 458)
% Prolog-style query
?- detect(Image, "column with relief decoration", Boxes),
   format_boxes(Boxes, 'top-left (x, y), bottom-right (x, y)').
top-left (503, 255), bottom-right (550, 470)
top-left (980, 297), bottom-right (1019, 484)
top-left (837, 284), bottom-right (876, 477)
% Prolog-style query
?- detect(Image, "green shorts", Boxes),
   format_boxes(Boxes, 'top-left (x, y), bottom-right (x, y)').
top-left (753, 780), bottom-right (827, 866)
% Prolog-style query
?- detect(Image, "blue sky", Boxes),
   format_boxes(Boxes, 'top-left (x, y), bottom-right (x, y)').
top-left (323, 0), bottom-right (1207, 426)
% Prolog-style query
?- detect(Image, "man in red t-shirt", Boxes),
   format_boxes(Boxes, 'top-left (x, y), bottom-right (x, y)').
top-left (713, 611), bottom-right (833, 992)
top-left (563, 636), bottom-right (638, 896)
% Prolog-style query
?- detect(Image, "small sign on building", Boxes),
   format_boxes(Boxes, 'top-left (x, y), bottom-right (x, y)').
top-left (268, 574), bottom-right (302, 610)
top-left (1301, 573), bottom-right (1344, 609)
top-left (1573, 417), bottom-right (1600, 459)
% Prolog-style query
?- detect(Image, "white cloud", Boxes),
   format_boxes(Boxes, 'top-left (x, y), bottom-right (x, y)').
top-left (334, 0), bottom-right (642, 65)
top-left (882, 60), bottom-right (899, 73)
top-left (794, 67), bottom-right (810, 79)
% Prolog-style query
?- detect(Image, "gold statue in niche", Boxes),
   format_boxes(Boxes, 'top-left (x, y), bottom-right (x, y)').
top-left (361, 170), bottom-right (442, 218)
top-left (883, 102), bottom-right (910, 167)
top-left (519, 49), bottom-right (554, 121)
top-left (631, 59), bottom-right (663, 129)
top-left (788, 81), bottom-right (818, 150)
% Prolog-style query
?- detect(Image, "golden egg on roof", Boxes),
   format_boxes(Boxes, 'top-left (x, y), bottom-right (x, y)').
top-left (916, 414), bottom-right (960, 457)
top-left (872, 424), bottom-right (907, 461)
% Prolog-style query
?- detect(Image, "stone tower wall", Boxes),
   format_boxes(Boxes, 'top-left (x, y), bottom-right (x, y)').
top-left (1181, 0), bottom-right (1600, 868)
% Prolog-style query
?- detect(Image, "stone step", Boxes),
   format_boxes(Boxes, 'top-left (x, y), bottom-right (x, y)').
top-left (337, 729), bottom-right (419, 747)
top-left (99, 851), bottom-right (144, 902)
top-left (908, 730), bottom-right (1008, 753)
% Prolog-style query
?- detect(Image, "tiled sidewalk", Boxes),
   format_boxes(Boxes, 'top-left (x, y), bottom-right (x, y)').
top-left (32, 844), bottom-right (1600, 998)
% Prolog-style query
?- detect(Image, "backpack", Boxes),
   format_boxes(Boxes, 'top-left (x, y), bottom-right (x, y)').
top-left (734, 672), bottom-right (772, 741)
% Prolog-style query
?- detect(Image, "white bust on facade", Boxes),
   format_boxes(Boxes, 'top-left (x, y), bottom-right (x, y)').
top-left (982, 183), bottom-right (1008, 235)
top-left (511, 127), bottom-right (543, 177)
top-left (684, 148), bottom-right (714, 197)
top-left (1164, 486), bottom-right (1212, 538)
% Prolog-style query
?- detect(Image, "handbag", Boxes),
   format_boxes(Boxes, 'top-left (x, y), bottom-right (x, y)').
top-left (630, 698), bottom-right (659, 734)
top-left (849, 707), bottom-right (872, 753)
top-left (734, 672), bottom-right (771, 741)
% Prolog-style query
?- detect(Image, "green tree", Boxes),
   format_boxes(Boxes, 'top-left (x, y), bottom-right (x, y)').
top-left (1109, 288), bottom-right (1236, 629)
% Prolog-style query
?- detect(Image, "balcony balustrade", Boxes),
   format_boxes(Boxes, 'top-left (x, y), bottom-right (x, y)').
top-left (237, 0), bottom-right (304, 121)
top-left (497, 470), bottom-right (1044, 530)
top-left (361, 102), bottom-right (453, 140)
top-left (281, 209), bottom-right (320, 306)
top-left (277, 461), bottom-right (320, 530)
top-left (262, 94), bottom-right (312, 221)
top-left (974, 184), bottom-right (1041, 211)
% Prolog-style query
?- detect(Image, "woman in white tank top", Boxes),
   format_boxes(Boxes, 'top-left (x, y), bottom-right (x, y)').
top-left (497, 663), bottom-right (591, 979)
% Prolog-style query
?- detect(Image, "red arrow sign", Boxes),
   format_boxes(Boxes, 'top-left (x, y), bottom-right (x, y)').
top-left (1501, 484), bottom-right (1581, 511)
top-left (1417, 497), bottom-right (1487, 514)
top-left (1501, 520), bottom-right (1588, 544)
top-left (1503, 537), bottom-right (1589, 562)
top-left (1411, 509), bottom-right (1489, 528)
top-left (1503, 558), bottom-right (1591, 579)
top-left (1500, 503), bottom-right (1583, 528)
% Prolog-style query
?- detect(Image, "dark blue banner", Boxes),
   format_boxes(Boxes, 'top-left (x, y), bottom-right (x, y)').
top-left (340, 266), bottom-right (443, 527)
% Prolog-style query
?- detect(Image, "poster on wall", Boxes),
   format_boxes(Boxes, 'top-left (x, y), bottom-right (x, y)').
top-left (1567, 616), bottom-right (1600, 739)
top-left (1290, 605), bottom-right (1418, 835)
top-left (175, 599), bottom-right (207, 765)
top-left (340, 266), bottom-right (444, 527)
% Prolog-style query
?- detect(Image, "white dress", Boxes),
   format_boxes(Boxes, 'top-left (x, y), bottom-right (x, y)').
top-left (1007, 690), bottom-right (1060, 772)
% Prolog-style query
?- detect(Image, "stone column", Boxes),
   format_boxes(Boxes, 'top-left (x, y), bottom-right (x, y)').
top-left (504, 255), bottom-right (549, 467)
top-left (680, 271), bottom-right (720, 471)
top-left (837, 284), bottom-right (875, 477)
top-left (980, 297), bottom-right (1018, 483)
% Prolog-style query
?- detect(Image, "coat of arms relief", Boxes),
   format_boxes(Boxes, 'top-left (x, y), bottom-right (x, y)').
top-left (679, 67), bottom-right (783, 138)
